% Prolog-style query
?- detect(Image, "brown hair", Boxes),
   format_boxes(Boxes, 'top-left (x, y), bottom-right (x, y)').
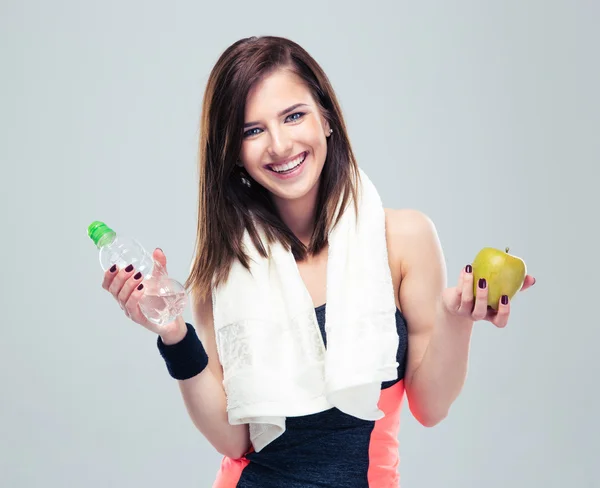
top-left (185, 36), bottom-right (360, 300)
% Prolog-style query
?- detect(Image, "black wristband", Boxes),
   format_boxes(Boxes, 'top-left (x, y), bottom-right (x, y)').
top-left (157, 322), bottom-right (209, 380)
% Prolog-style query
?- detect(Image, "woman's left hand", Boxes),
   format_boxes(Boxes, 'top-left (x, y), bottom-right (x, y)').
top-left (441, 265), bottom-right (536, 328)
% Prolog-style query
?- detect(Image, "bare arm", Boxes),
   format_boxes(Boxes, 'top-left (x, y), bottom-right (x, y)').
top-left (388, 209), bottom-right (535, 427)
top-left (160, 292), bottom-right (251, 459)
top-left (102, 248), bottom-right (251, 458)
top-left (388, 209), bottom-right (474, 427)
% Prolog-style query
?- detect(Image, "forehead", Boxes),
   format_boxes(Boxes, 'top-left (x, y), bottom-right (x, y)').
top-left (244, 69), bottom-right (314, 118)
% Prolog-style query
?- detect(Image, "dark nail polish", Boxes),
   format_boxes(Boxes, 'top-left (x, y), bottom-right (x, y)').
top-left (465, 264), bottom-right (472, 273)
top-left (501, 295), bottom-right (509, 305)
top-left (125, 264), bottom-right (134, 273)
top-left (109, 264), bottom-right (117, 273)
top-left (137, 284), bottom-right (144, 291)
top-left (134, 272), bottom-right (142, 280)
top-left (478, 278), bottom-right (486, 289)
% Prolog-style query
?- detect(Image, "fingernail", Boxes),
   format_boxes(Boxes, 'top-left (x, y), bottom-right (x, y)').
top-left (109, 264), bottom-right (117, 273)
top-left (478, 278), bottom-right (486, 289)
top-left (134, 272), bottom-right (142, 280)
top-left (125, 264), bottom-right (134, 273)
top-left (532, 278), bottom-right (536, 285)
top-left (465, 264), bottom-right (472, 273)
top-left (137, 284), bottom-right (144, 291)
top-left (501, 295), bottom-right (509, 305)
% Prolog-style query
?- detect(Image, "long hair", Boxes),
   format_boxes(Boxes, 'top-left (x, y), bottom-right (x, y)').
top-left (185, 36), bottom-right (360, 300)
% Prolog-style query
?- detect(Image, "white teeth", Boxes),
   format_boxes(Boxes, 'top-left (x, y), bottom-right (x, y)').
top-left (270, 153), bottom-right (306, 173)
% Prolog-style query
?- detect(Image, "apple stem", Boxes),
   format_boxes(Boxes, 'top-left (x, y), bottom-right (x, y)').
top-left (505, 247), bottom-right (510, 253)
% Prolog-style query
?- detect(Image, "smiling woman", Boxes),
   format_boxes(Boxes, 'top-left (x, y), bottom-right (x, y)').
top-left (100, 35), bottom-right (535, 488)
top-left (239, 70), bottom-right (333, 241)
top-left (187, 37), bottom-right (361, 289)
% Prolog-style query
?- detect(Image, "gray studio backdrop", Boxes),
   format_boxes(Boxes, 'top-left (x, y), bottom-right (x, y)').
top-left (1, 1), bottom-right (597, 487)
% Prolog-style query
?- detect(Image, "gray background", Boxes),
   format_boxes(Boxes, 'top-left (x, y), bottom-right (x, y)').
top-left (1, 0), bottom-right (597, 486)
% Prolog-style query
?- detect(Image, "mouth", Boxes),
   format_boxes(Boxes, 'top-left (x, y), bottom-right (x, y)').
top-left (266, 151), bottom-right (308, 175)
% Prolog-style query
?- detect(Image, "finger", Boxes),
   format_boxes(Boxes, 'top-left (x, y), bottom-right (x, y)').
top-left (457, 265), bottom-right (474, 314)
top-left (102, 264), bottom-right (119, 290)
top-left (456, 264), bottom-right (468, 290)
top-left (491, 295), bottom-right (510, 328)
top-left (152, 248), bottom-right (167, 274)
top-left (443, 264), bottom-right (471, 313)
top-left (471, 278), bottom-right (489, 321)
top-left (108, 264), bottom-right (136, 299)
top-left (520, 275), bottom-right (536, 291)
top-left (125, 282), bottom-right (147, 324)
top-left (117, 269), bottom-right (144, 309)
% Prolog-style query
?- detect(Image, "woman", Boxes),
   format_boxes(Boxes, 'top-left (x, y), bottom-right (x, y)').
top-left (102, 36), bottom-right (535, 487)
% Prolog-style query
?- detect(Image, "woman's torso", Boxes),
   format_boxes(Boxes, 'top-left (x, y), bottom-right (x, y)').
top-left (214, 303), bottom-right (409, 488)
top-left (213, 209), bottom-right (409, 487)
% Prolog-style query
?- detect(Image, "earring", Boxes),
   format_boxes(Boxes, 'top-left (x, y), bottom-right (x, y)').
top-left (327, 128), bottom-right (333, 137)
top-left (236, 160), bottom-right (251, 187)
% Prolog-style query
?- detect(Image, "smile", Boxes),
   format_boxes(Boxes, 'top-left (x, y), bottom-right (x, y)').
top-left (267, 152), bottom-right (308, 174)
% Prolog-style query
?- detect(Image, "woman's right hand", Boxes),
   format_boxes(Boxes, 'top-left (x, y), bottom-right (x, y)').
top-left (101, 248), bottom-right (250, 457)
top-left (101, 247), bottom-right (187, 344)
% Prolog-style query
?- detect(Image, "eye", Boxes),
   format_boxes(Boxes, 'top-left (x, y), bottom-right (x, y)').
top-left (243, 127), bottom-right (262, 138)
top-left (285, 112), bottom-right (305, 123)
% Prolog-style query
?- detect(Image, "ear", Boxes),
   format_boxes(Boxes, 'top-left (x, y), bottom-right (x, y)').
top-left (323, 119), bottom-right (332, 138)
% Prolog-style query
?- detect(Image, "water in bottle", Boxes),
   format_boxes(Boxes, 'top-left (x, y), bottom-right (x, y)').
top-left (87, 221), bottom-right (187, 326)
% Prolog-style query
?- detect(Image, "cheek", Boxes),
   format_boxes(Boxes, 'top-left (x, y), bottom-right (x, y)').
top-left (240, 142), bottom-right (263, 168)
top-left (310, 131), bottom-right (328, 161)
top-left (301, 120), bottom-right (327, 151)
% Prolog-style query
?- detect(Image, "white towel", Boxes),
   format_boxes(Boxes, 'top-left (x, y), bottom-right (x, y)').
top-left (211, 168), bottom-right (399, 452)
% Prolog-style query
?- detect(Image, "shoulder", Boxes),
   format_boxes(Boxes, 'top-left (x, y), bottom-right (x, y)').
top-left (384, 208), bottom-right (442, 272)
top-left (384, 208), bottom-right (437, 238)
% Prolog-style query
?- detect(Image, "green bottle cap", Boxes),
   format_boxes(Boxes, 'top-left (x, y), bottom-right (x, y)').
top-left (87, 221), bottom-right (116, 247)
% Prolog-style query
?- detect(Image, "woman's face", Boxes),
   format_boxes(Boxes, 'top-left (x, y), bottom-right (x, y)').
top-left (239, 69), bottom-right (331, 205)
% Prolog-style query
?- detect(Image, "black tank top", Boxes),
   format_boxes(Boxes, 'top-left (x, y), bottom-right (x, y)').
top-left (228, 303), bottom-right (409, 487)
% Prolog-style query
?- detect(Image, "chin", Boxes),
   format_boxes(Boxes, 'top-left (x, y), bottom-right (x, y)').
top-left (270, 181), bottom-right (318, 202)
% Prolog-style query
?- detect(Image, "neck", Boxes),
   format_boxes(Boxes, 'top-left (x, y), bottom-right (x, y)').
top-left (272, 183), bottom-right (320, 247)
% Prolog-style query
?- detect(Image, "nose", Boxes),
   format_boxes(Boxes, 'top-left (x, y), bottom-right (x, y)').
top-left (268, 126), bottom-right (293, 159)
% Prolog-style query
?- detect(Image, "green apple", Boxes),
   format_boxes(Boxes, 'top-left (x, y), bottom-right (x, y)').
top-left (472, 247), bottom-right (527, 310)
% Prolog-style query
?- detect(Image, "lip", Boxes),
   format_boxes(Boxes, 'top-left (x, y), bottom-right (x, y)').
top-left (266, 151), bottom-right (308, 180)
top-left (265, 151), bottom-right (308, 169)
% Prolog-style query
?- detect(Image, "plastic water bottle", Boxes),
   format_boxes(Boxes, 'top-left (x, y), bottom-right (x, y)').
top-left (87, 221), bottom-right (188, 326)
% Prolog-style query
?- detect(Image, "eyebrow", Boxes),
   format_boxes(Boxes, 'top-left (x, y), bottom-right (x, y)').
top-left (243, 103), bottom-right (309, 129)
